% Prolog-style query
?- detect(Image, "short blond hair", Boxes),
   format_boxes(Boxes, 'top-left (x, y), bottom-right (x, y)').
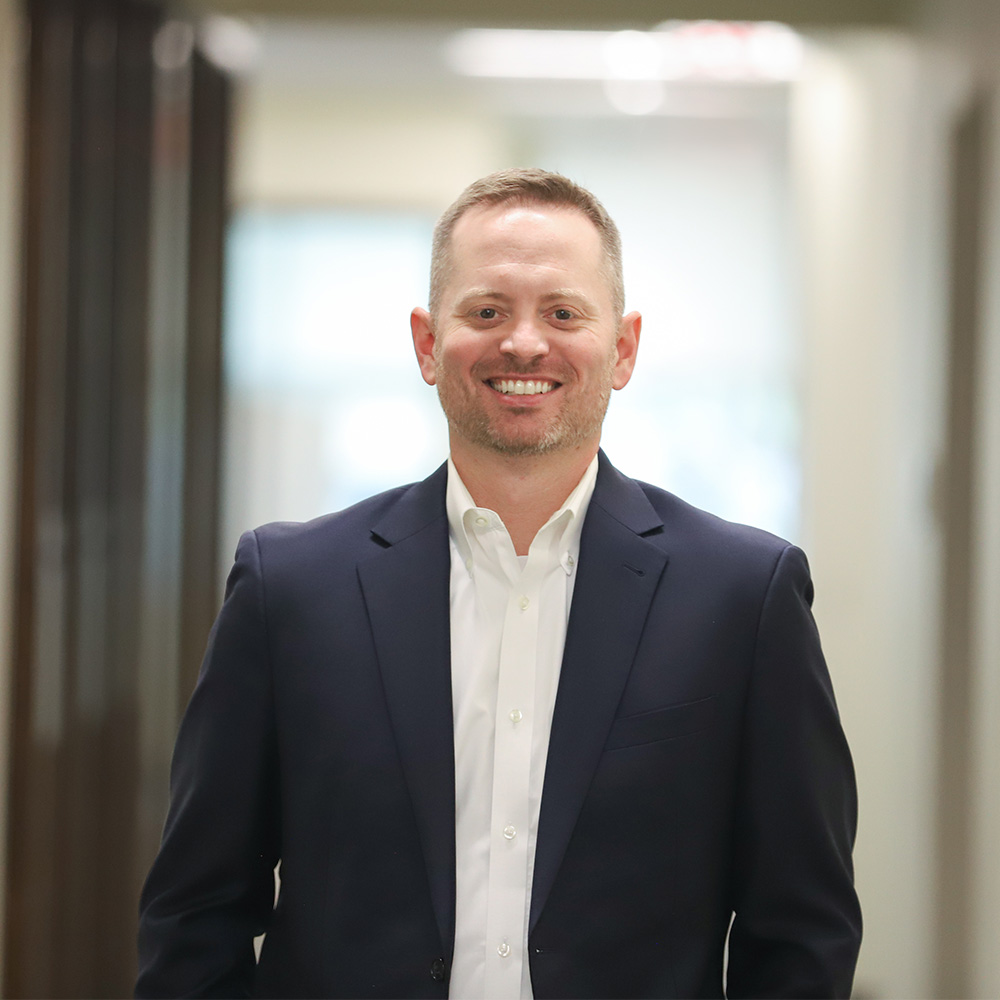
top-left (429, 168), bottom-right (625, 320)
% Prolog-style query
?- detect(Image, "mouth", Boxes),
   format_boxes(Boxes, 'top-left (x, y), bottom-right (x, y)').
top-left (486, 378), bottom-right (558, 396)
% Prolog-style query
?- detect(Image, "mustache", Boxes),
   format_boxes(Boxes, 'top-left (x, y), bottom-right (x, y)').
top-left (470, 359), bottom-right (569, 379)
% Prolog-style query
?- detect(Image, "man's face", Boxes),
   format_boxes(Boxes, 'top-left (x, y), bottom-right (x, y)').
top-left (411, 202), bottom-right (640, 460)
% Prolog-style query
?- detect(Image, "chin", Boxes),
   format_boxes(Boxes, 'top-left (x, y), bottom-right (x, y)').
top-left (483, 424), bottom-right (588, 457)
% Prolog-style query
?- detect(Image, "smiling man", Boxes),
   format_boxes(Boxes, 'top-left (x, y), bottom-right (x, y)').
top-left (414, 197), bottom-right (636, 465)
top-left (137, 169), bottom-right (862, 999)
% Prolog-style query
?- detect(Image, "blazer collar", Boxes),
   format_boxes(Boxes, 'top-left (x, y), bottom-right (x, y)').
top-left (530, 451), bottom-right (669, 931)
top-left (369, 460), bottom-right (449, 547)
top-left (590, 448), bottom-right (666, 536)
top-left (359, 462), bottom-right (456, 961)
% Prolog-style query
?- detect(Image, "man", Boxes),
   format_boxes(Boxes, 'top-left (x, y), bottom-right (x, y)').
top-left (137, 168), bottom-right (861, 999)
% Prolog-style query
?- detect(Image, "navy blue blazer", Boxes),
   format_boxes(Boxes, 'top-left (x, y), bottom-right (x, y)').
top-left (137, 453), bottom-right (861, 999)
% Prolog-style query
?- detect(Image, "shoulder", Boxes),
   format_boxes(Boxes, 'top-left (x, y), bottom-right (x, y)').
top-left (640, 477), bottom-right (810, 592)
top-left (640, 478), bottom-right (790, 554)
top-left (596, 453), bottom-right (795, 563)
top-left (251, 483), bottom-right (411, 548)
top-left (592, 454), bottom-right (810, 611)
top-left (234, 463), bottom-right (448, 577)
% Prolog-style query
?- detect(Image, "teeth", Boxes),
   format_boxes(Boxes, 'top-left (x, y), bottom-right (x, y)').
top-left (490, 379), bottom-right (555, 396)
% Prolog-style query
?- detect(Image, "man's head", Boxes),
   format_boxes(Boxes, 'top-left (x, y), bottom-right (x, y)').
top-left (429, 168), bottom-right (625, 323)
top-left (412, 169), bottom-right (640, 464)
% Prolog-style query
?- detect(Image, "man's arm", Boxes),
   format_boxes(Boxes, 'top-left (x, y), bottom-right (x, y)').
top-left (727, 544), bottom-right (862, 998)
top-left (137, 531), bottom-right (280, 999)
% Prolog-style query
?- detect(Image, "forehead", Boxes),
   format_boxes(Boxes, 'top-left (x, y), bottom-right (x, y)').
top-left (448, 202), bottom-right (604, 277)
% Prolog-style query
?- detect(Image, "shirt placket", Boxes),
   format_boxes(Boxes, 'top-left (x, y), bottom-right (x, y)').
top-left (483, 549), bottom-right (540, 999)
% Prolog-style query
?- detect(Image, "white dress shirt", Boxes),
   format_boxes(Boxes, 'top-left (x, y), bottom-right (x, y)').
top-left (445, 455), bottom-right (599, 1000)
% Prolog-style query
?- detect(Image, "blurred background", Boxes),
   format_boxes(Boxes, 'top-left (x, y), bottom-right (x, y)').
top-left (1, 0), bottom-right (998, 996)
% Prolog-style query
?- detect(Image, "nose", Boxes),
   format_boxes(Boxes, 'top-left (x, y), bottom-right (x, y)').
top-left (500, 316), bottom-right (549, 361)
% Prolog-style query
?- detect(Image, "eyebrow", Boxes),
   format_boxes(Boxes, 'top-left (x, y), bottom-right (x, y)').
top-left (453, 288), bottom-right (511, 309)
top-left (540, 288), bottom-right (598, 310)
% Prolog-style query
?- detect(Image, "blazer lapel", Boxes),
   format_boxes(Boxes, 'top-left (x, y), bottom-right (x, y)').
top-left (357, 464), bottom-right (456, 960)
top-left (530, 454), bottom-right (668, 931)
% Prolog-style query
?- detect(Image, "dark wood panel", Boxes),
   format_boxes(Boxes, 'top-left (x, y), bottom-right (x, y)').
top-left (105, 3), bottom-right (157, 989)
top-left (65, 6), bottom-right (119, 989)
top-left (180, 50), bottom-right (228, 707)
top-left (8, 2), bottom-right (76, 992)
top-left (5, 0), bottom-right (230, 995)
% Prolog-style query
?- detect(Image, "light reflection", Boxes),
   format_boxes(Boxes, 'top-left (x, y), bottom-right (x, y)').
top-left (198, 16), bottom-right (260, 75)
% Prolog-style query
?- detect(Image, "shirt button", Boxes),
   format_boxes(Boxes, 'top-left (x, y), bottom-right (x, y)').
top-left (497, 941), bottom-right (511, 958)
top-left (509, 709), bottom-right (522, 724)
top-left (502, 824), bottom-right (516, 840)
top-left (475, 515), bottom-right (488, 527)
top-left (567, 554), bottom-right (575, 567)
top-left (518, 595), bottom-right (529, 610)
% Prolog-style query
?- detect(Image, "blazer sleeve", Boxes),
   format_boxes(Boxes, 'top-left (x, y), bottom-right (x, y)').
top-left (136, 530), bottom-right (281, 999)
top-left (726, 544), bottom-right (862, 999)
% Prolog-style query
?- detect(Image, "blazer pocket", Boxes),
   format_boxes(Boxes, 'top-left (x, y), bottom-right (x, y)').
top-left (604, 695), bottom-right (718, 751)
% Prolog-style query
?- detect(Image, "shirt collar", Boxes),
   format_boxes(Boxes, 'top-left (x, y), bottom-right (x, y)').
top-left (446, 454), bottom-right (599, 575)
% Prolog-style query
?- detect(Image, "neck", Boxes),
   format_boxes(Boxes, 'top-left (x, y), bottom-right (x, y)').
top-left (450, 440), bottom-right (599, 556)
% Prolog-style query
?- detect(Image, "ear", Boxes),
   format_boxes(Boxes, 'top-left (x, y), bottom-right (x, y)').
top-left (612, 310), bottom-right (641, 390)
top-left (411, 307), bottom-right (438, 386)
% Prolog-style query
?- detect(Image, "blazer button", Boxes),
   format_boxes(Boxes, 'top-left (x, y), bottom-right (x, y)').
top-left (430, 957), bottom-right (447, 982)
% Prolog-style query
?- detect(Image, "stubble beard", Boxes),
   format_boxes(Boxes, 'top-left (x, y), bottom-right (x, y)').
top-left (434, 351), bottom-right (617, 458)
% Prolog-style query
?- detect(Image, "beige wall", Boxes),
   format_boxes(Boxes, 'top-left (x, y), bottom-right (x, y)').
top-left (970, 105), bottom-right (1000, 991)
top-left (793, 31), bottom-right (970, 996)
top-left (0, 0), bottom-right (25, 985)
top-left (965, 40), bottom-right (1000, 1000)
top-left (795, 21), bottom-right (1000, 994)
top-left (233, 90), bottom-right (508, 210)
top-left (911, 3), bottom-right (1000, 993)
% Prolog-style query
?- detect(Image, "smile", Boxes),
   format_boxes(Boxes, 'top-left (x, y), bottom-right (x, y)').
top-left (487, 379), bottom-right (557, 396)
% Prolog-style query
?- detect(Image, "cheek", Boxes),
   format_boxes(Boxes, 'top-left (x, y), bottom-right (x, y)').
top-left (432, 344), bottom-right (471, 388)
top-left (440, 339), bottom-right (488, 378)
top-left (575, 344), bottom-right (618, 380)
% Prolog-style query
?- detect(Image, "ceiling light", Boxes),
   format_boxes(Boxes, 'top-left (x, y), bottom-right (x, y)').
top-left (445, 22), bottom-right (804, 84)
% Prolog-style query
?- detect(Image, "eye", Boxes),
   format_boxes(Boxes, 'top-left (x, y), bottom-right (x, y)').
top-left (552, 308), bottom-right (574, 321)
top-left (477, 307), bottom-right (498, 320)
